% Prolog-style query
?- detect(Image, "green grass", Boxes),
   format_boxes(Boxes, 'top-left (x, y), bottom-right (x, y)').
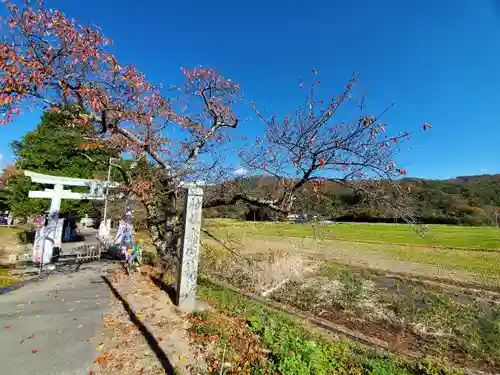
top-left (0, 226), bottom-right (24, 287)
top-left (0, 268), bottom-right (18, 287)
top-left (206, 219), bottom-right (500, 249)
top-left (198, 278), bottom-right (461, 375)
top-left (365, 243), bottom-right (500, 284)
top-left (0, 226), bottom-right (22, 238)
top-left (202, 229), bottom-right (500, 287)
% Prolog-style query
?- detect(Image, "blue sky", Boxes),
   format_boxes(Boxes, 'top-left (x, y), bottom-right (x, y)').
top-left (1, 0), bottom-right (499, 179)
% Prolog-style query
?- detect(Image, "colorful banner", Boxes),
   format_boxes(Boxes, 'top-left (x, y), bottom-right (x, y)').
top-left (32, 215), bottom-right (45, 265)
top-left (114, 206), bottom-right (135, 261)
top-left (114, 219), bottom-right (133, 245)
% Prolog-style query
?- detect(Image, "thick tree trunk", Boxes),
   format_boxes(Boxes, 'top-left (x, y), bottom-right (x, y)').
top-left (143, 192), bottom-right (182, 269)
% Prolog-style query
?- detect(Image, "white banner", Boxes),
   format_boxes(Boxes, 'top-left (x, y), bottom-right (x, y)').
top-left (54, 218), bottom-right (65, 248)
top-left (32, 226), bottom-right (45, 265)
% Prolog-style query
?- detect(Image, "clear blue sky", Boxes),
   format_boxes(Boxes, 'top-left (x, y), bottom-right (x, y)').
top-left (1, 0), bottom-right (499, 179)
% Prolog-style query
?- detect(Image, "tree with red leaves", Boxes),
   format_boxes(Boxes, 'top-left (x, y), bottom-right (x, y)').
top-left (0, 1), bottom-right (429, 259)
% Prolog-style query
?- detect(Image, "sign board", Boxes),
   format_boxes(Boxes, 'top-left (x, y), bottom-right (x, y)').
top-left (54, 218), bottom-right (65, 248)
top-left (32, 226), bottom-right (45, 265)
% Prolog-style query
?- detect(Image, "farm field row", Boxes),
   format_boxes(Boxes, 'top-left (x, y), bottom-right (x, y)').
top-left (201, 235), bottom-right (500, 287)
top-left (207, 219), bottom-right (500, 249)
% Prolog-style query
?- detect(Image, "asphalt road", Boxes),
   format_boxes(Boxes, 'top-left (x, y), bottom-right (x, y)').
top-left (0, 263), bottom-right (111, 375)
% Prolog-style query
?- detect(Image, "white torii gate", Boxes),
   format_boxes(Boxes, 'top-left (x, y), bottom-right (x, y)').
top-left (24, 170), bottom-right (118, 265)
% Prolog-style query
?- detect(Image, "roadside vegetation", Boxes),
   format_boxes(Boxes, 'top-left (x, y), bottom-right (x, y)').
top-left (194, 279), bottom-right (462, 375)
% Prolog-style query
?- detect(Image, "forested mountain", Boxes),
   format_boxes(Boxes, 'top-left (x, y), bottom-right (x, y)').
top-left (204, 174), bottom-right (500, 226)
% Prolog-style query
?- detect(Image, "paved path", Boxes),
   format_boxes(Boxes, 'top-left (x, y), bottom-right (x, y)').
top-left (0, 263), bottom-right (111, 375)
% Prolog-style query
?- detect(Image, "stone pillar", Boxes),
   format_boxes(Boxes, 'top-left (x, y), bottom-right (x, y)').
top-left (176, 185), bottom-right (204, 312)
top-left (42, 183), bottom-right (63, 265)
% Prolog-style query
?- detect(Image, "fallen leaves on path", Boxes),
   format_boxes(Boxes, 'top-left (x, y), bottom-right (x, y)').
top-left (92, 266), bottom-right (204, 375)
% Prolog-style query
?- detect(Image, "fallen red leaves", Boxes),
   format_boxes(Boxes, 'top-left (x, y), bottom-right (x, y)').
top-left (188, 312), bottom-right (269, 374)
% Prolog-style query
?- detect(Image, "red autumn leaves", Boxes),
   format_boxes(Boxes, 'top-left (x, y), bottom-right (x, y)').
top-left (1, 1), bottom-right (172, 134)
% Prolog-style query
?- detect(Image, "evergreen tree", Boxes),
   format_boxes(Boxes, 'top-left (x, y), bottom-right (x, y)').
top-left (7, 110), bottom-right (119, 218)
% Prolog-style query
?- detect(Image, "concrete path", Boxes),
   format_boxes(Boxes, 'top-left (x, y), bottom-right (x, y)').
top-left (0, 263), bottom-right (111, 375)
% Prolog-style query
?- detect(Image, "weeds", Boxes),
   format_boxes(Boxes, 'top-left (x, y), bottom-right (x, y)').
top-left (271, 261), bottom-right (500, 370)
top-left (197, 278), bottom-right (461, 375)
top-left (198, 229), bottom-right (500, 372)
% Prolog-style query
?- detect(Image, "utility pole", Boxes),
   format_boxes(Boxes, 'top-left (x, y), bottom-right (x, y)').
top-left (102, 160), bottom-right (113, 224)
top-left (101, 157), bottom-right (119, 237)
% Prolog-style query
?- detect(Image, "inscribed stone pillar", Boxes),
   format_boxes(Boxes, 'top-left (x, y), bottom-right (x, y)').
top-left (176, 185), bottom-right (204, 312)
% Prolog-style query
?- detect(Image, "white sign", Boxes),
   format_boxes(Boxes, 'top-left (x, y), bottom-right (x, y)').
top-left (32, 226), bottom-right (45, 265)
top-left (54, 218), bottom-right (65, 248)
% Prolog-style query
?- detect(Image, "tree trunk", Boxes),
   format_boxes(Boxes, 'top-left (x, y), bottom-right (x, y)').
top-left (143, 192), bottom-right (182, 270)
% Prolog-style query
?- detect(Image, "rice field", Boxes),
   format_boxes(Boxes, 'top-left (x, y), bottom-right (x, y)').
top-left (207, 219), bottom-right (500, 249)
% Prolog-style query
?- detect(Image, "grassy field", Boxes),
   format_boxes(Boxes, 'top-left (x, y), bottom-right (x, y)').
top-left (203, 219), bottom-right (500, 285)
top-left (198, 244), bottom-right (500, 372)
top-left (0, 226), bottom-right (22, 239)
top-left (207, 219), bottom-right (500, 249)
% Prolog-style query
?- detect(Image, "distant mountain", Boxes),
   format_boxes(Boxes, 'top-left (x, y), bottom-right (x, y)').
top-left (446, 174), bottom-right (500, 184)
top-left (205, 174), bottom-right (500, 226)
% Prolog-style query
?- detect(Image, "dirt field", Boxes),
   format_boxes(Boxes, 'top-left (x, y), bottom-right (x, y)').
top-left (202, 235), bottom-right (500, 287)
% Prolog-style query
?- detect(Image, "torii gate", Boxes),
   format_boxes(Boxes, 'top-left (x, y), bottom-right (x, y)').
top-left (24, 170), bottom-right (118, 266)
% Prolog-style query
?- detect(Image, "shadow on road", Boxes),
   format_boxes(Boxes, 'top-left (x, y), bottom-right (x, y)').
top-left (149, 275), bottom-right (177, 305)
top-left (101, 276), bottom-right (175, 375)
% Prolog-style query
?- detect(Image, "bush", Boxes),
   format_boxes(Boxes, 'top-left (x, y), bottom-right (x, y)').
top-left (142, 250), bottom-right (157, 266)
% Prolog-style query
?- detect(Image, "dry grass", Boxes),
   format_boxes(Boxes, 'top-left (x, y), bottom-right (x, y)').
top-left (200, 240), bottom-right (317, 296)
top-left (270, 261), bottom-right (500, 372)
top-left (0, 226), bottom-right (25, 265)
